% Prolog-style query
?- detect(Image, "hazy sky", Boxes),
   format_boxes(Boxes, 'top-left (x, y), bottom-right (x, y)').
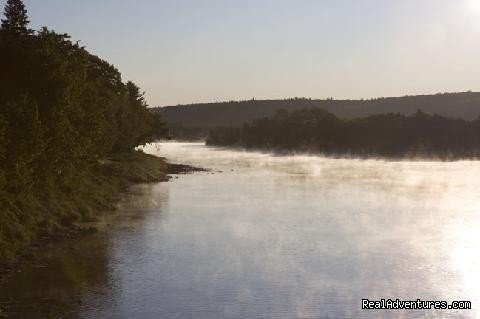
top-left (10, 0), bottom-right (480, 106)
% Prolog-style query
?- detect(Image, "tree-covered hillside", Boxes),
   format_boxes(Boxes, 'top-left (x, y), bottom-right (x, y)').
top-left (157, 92), bottom-right (480, 138)
top-left (0, 0), bottom-right (168, 264)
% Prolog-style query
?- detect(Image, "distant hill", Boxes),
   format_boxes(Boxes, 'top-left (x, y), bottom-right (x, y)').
top-left (155, 92), bottom-right (480, 137)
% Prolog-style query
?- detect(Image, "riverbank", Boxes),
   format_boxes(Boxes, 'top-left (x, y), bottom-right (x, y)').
top-left (3, 142), bottom-right (475, 318)
top-left (0, 150), bottom-right (204, 277)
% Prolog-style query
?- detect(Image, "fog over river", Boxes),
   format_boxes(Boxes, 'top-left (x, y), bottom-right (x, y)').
top-left (1, 142), bottom-right (479, 318)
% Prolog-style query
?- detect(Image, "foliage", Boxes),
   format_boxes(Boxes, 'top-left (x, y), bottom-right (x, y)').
top-left (1, 0), bottom-right (30, 34)
top-left (207, 108), bottom-right (480, 159)
top-left (159, 92), bottom-right (480, 139)
top-left (0, 1), bottom-right (168, 264)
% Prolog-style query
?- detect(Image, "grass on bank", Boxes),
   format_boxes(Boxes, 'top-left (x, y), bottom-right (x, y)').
top-left (0, 151), bottom-right (168, 265)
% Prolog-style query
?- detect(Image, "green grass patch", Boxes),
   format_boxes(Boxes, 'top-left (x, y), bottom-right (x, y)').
top-left (0, 150), bottom-right (168, 265)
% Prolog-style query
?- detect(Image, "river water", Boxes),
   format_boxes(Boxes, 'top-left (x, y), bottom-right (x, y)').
top-left (1, 142), bottom-right (480, 318)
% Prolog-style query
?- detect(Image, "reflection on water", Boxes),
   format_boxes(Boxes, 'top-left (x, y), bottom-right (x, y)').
top-left (1, 142), bottom-right (480, 318)
top-left (0, 233), bottom-right (110, 319)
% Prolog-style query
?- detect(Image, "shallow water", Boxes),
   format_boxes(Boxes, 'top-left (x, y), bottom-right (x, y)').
top-left (1, 142), bottom-right (480, 318)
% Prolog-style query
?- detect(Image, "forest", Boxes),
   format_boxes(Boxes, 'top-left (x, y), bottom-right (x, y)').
top-left (158, 92), bottom-right (480, 139)
top-left (207, 108), bottom-right (480, 159)
top-left (0, 0), bottom-right (168, 264)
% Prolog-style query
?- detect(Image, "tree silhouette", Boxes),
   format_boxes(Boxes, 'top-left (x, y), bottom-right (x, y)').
top-left (0, 0), bottom-right (169, 263)
top-left (1, 0), bottom-right (30, 34)
top-left (207, 108), bottom-right (480, 159)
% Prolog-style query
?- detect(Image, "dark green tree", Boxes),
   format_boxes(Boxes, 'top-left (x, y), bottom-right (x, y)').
top-left (0, 0), bottom-right (169, 264)
top-left (1, 0), bottom-right (30, 34)
top-left (207, 107), bottom-right (480, 159)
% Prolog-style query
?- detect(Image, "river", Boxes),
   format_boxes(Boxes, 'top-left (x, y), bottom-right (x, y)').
top-left (1, 142), bottom-right (479, 318)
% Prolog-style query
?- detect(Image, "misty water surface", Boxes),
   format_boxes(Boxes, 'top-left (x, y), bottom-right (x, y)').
top-left (1, 142), bottom-right (479, 318)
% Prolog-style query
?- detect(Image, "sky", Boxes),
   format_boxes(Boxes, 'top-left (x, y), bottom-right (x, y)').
top-left (7, 0), bottom-right (480, 106)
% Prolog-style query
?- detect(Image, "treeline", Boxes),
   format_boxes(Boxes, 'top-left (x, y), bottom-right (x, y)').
top-left (207, 108), bottom-right (480, 158)
top-left (0, 0), bottom-right (167, 263)
top-left (158, 92), bottom-right (480, 139)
